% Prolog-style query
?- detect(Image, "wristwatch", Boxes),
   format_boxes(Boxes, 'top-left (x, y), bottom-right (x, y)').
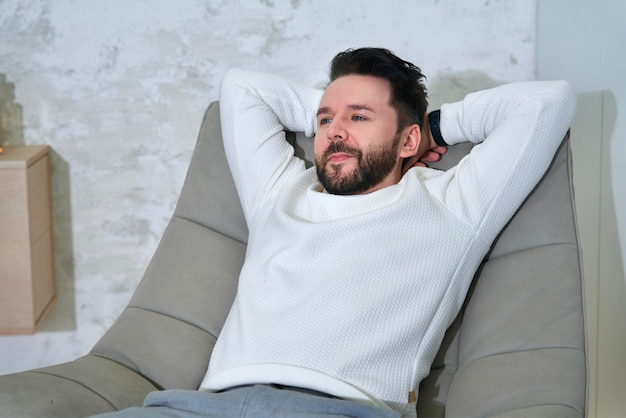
top-left (428, 110), bottom-right (447, 147)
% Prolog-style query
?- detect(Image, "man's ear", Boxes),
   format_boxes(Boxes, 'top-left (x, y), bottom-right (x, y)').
top-left (399, 124), bottom-right (421, 159)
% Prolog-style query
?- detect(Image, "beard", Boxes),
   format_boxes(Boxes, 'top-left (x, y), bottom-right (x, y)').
top-left (315, 134), bottom-right (401, 195)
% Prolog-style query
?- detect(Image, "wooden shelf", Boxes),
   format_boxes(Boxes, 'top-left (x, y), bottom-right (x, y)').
top-left (0, 145), bottom-right (56, 334)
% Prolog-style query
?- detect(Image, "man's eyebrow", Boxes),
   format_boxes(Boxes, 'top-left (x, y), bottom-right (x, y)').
top-left (316, 106), bottom-right (331, 117)
top-left (348, 104), bottom-right (375, 113)
top-left (316, 104), bottom-right (375, 116)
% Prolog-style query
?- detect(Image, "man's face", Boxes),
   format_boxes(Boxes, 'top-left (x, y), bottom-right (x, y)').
top-left (314, 74), bottom-right (404, 195)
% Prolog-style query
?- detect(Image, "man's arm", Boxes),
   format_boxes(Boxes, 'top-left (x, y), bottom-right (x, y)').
top-left (427, 80), bottom-right (576, 239)
top-left (219, 68), bottom-right (322, 221)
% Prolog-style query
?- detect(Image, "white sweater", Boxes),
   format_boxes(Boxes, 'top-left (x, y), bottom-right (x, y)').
top-left (200, 68), bottom-right (576, 414)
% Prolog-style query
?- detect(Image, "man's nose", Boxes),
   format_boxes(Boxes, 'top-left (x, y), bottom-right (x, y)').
top-left (327, 120), bottom-right (347, 142)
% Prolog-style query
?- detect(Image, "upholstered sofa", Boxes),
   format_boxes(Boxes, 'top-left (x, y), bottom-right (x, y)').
top-left (0, 102), bottom-right (587, 417)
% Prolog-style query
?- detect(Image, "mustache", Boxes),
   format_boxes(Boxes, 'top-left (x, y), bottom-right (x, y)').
top-left (322, 142), bottom-right (363, 163)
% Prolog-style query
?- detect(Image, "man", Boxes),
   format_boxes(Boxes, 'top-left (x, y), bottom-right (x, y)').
top-left (97, 48), bottom-right (576, 417)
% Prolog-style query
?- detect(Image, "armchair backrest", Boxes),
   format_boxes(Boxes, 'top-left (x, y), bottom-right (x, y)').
top-left (91, 102), bottom-right (245, 390)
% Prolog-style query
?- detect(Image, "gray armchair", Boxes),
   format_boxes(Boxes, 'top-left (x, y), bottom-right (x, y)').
top-left (0, 102), bottom-right (586, 417)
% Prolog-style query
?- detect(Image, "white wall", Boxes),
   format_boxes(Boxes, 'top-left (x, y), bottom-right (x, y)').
top-left (537, 0), bottom-right (626, 416)
top-left (0, 0), bottom-right (536, 374)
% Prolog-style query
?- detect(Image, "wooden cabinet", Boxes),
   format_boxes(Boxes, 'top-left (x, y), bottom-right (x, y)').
top-left (0, 145), bottom-right (55, 334)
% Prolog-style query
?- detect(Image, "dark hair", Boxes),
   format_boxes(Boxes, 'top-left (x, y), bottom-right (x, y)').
top-left (329, 47), bottom-right (428, 130)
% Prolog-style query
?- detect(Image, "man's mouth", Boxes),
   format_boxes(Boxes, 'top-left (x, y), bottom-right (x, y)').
top-left (327, 152), bottom-right (355, 163)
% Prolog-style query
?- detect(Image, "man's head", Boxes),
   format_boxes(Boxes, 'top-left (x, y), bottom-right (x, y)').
top-left (314, 48), bottom-right (428, 195)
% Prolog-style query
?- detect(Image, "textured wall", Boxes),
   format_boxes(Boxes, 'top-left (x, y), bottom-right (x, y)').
top-left (0, 0), bottom-right (535, 374)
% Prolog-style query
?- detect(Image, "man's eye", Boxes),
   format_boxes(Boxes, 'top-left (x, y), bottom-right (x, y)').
top-left (319, 118), bottom-right (332, 125)
top-left (352, 115), bottom-right (365, 121)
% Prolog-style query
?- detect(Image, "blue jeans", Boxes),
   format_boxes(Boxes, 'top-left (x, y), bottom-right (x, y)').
top-left (93, 384), bottom-right (400, 418)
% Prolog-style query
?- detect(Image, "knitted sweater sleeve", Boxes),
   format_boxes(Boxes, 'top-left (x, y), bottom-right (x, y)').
top-left (219, 68), bottom-right (323, 221)
top-left (434, 80), bottom-right (577, 242)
